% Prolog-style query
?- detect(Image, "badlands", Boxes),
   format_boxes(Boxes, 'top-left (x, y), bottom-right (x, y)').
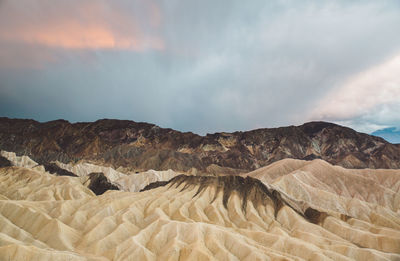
top-left (0, 119), bottom-right (400, 260)
top-left (0, 151), bottom-right (399, 260)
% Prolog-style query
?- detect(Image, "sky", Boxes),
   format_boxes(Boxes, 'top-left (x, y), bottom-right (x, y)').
top-left (0, 0), bottom-right (400, 135)
top-left (372, 127), bottom-right (400, 143)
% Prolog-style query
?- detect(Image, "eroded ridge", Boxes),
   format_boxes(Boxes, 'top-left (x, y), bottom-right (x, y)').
top-left (173, 175), bottom-right (281, 212)
top-left (147, 174), bottom-right (328, 224)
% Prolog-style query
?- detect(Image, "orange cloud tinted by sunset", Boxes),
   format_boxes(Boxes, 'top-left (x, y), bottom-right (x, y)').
top-left (3, 22), bottom-right (164, 51)
top-left (0, 1), bottom-right (164, 51)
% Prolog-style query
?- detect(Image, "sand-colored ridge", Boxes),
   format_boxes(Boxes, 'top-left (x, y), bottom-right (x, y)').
top-left (55, 161), bottom-right (183, 192)
top-left (114, 169), bottom-right (182, 192)
top-left (245, 159), bottom-right (400, 233)
top-left (1, 150), bottom-right (183, 193)
top-left (246, 159), bottom-right (400, 209)
top-left (0, 151), bottom-right (42, 171)
top-left (0, 167), bottom-right (94, 201)
top-left (0, 164), bottom-right (399, 260)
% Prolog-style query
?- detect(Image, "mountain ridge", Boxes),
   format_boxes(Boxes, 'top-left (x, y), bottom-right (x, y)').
top-left (1, 117), bottom-right (399, 173)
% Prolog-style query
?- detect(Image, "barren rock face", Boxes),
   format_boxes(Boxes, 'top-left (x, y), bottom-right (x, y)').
top-left (87, 172), bottom-right (119, 195)
top-left (42, 163), bottom-right (77, 177)
top-left (1, 117), bottom-right (399, 173)
top-left (0, 155), bottom-right (11, 167)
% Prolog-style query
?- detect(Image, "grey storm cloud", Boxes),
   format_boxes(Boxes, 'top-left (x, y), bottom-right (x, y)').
top-left (1, 0), bottom-right (400, 134)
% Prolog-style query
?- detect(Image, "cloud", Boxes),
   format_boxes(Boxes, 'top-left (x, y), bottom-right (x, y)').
top-left (309, 54), bottom-right (400, 132)
top-left (0, 0), bottom-right (400, 134)
top-left (0, 1), bottom-right (163, 53)
top-left (2, 22), bottom-right (163, 50)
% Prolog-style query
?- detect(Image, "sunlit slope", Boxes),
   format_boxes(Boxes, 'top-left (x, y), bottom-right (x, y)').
top-left (245, 159), bottom-right (400, 246)
top-left (54, 160), bottom-right (182, 192)
top-left (245, 159), bottom-right (400, 216)
top-left (1, 166), bottom-right (399, 260)
top-left (0, 167), bottom-right (94, 201)
top-left (1, 150), bottom-right (183, 192)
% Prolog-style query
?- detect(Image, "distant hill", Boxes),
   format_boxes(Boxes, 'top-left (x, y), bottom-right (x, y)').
top-left (1, 117), bottom-right (400, 173)
top-left (372, 127), bottom-right (400, 144)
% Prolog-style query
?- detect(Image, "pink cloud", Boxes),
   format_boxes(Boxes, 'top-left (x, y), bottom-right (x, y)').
top-left (308, 53), bottom-right (400, 128)
top-left (2, 21), bottom-right (163, 51)
top-left (0, 1), bottom-right (164, 51)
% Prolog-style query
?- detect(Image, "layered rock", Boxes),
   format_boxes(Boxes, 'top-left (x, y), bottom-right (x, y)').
top-left (1, 117), bottom-right (399, 175)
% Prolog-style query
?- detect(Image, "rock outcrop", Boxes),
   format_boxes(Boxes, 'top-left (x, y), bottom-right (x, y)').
top-left (87, 172), bottom-right (119, 195)
top-left (140, 180), bottom-right (169, 192)
top-left (0, 155), bottom-right (11, 167)
top-left (42, 162), bottom-right (77, 177)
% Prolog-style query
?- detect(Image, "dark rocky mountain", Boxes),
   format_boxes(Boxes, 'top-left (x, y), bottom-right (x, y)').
top-left (0, 117), bottom-right (400, 173)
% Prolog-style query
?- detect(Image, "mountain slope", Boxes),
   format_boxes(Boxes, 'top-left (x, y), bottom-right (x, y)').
top-left (244, 159), bottom-right (400, 226)
top-left (1, 117), bottom-right (400, 174)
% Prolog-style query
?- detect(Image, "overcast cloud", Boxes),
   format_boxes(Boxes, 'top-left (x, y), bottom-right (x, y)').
top-left (0, 0), bottom-right (400, 134)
